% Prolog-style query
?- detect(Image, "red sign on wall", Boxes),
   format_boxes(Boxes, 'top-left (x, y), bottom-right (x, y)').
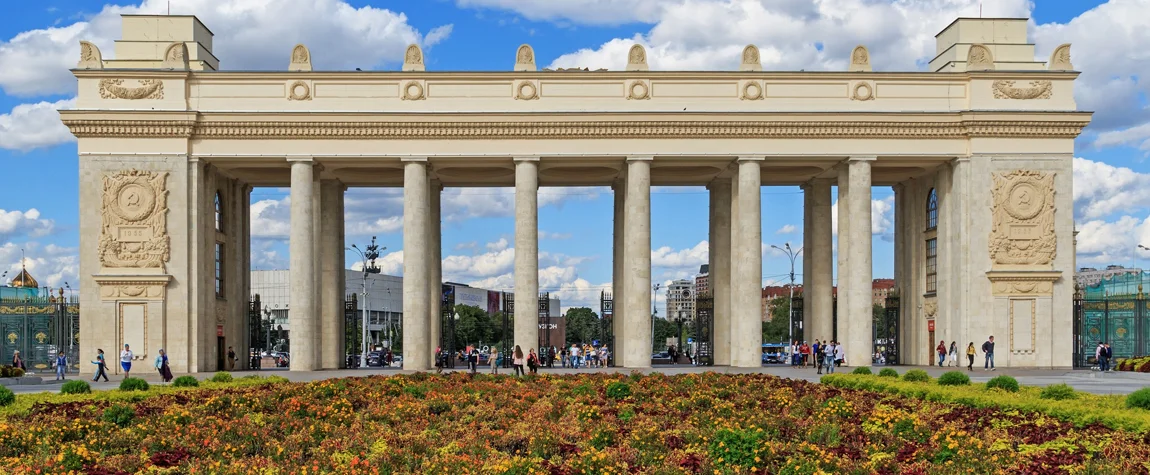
top-left (927, 320), bottom-right (935, 332)
top-left (217, 325), bottom-right (224, 337)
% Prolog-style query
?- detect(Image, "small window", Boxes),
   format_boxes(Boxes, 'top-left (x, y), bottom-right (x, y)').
top-left (215, 242), bottom-right (225, 298)
top-left (926, 188), bottom-right (938, 231)
top-left (215, 191), bottom-right (224, 232)
top-left (925, 238), bottom-right (938, 294)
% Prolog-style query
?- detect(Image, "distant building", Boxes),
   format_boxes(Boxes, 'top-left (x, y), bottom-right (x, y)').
top-left (695, 265), bottom-right (709, 295)
top-left (666, 279), bottom-right (695, 322)
top-left (760, 279), bottom-right (894, 321)
top-left (1075, 265), bottom-right (1146, 298)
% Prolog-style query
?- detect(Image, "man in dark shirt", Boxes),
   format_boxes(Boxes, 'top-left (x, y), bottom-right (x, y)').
top-left (981, 336), bottom-right (996, 371)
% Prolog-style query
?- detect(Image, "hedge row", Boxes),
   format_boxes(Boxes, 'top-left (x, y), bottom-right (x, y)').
top-left (821, 374), bottom-right (1150, 432)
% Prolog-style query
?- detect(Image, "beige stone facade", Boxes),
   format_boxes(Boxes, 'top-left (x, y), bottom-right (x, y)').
top-left (64, 15), bottom-right (1087, 372)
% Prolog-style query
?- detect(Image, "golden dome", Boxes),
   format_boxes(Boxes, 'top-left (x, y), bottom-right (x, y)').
top-left (9, 268), bottom-right (38, 288)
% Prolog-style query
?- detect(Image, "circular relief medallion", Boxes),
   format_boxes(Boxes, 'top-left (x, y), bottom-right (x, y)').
top-left (852, 82), bottom-right (873, 101)
top-left (403, 81), bottom-right (425, 100)
top-left (1005, 181), bottom-right (1043, 220)
top-left (742, 82), bottom-right (763, 100)
top-left (629, 81), bottom-right (649, 99)
top-left (288, 81), bottom-right (311, 101)
top-left (113, 182), bottom-right (156, 222)
top-left (517, 81), bottom-right (537, 100)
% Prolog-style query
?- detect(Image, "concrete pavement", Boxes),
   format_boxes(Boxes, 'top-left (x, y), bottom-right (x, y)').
top-left (5, 364), bottom-right (1147, 396)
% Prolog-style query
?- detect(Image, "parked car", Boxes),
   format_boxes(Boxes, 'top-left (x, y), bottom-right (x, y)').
top-left (366, 351), bottom-right (384, 367)
top-left (761, 344), bottom-right (788, 364)
top-left (651, 352), bottom-right (673, 365)
top-left (275, 353), bottom-right (290, 367)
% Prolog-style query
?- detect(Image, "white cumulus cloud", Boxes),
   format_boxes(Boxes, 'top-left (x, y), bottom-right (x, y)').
top-left (0, 98), bottom-right (75, 151)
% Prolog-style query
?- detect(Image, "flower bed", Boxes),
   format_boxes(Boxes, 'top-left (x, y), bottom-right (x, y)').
top-left (2, 372), bottom-right (1148, 473)
top-left (1117, 356), bottom-right (1150, 372)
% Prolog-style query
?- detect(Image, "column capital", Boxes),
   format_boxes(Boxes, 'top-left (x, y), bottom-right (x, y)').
top-left (400, 156), bottom-right (429, 163)
top-left (286, 156), bottom-right (315, 164)
top-left (846, 155), bottom-right (877, 162)
top-left (513, 155), bottom-right (540, 162)
top-left (952, 156), bottom-right (972, 164)
top-left (737, 155), bottom-right (765, 162)
top-left (626, 155), bottom-right (654, 162)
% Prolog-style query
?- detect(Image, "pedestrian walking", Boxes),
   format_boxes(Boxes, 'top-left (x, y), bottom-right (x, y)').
top-left (227, 346), bottom-right (236, 371)
top-left (824, 342), bottom-right (837, 373)
top-left (982, 336), bottom-right (996, 371)
top-left (527, 349), bottom-right (539, 375)
top-left (813, 340), bottom-right (823, 374)
top-left (1104, 343), bottom-right (1113, 372)
top-left (937, 341), bottom-right (947, 367)
top-left (489, 347), bottom-right (499, 374)
top-left (801, 342), bottom-right (810, 367)
top-left (949, 342), bottom-right (958, 367)
top-left (834, 342), bottom-right (846, 367)
top-left (53, 351), bottom-right (68, 381)
top-left (120, 344), bottom-right (134, 378)
top-left (91, 349), bottom-right (109, 382)
top-left (512, 345), bottom-right (525, 377)
top-left (469, 348), bottom-right (480, 374)
top-left (155, 349), bottom-right (173, 383)
top-left (966, 342), bottom-right (976, 371)
top-left (434, 346), bottom-right (444, 374)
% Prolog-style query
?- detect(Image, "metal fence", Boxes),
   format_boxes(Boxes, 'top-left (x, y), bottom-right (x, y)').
top-left (1074, 298), bottom-right (1150, 367)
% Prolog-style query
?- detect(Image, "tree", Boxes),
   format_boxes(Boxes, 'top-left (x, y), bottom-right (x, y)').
top-left (452, 305), bottom-right (492, 349)
top-left (564, 307), bottom-right (598, 346)
top-left (762, 296), bottom-right (790, 344)
top-left (653, 317), bottom-right (679, 352)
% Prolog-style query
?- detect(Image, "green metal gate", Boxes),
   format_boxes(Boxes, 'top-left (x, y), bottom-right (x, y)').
top-left (1, 295), bottom-right (77, 373)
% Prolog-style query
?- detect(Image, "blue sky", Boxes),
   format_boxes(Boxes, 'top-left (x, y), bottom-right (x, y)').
top-left (2, 0), bottom-right (1149, 311)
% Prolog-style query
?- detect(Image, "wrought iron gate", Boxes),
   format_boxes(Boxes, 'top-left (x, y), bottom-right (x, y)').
top-left (440, 284), bottom-right (456, 369)
top-left (538, 292), bottom-right (551, 352)
top-left (343, 293), bottom-right (360, 368)
top-left (831, 296), bottom-right (839, 342)
top-left (247, 294), bottom-right (263, 369)
top-left (501, 292), bottom-right (513, 368)
top-left (877, 295), bottom-right (900, 365)
top-left (790, 296), bottom-right (804, 343)
top-left (0, 295), bottom-right (72, 373)
top-left (599, 290), bottom-right (615, 367)
top-left (694, 292), bottom-right (714, 366)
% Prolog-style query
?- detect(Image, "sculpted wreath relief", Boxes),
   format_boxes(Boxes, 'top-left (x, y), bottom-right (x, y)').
top-left (988, 170), bottom-right (1056, 267)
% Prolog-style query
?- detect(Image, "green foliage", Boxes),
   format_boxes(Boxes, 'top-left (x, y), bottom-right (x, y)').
top-left (902, 369), bottom-right (930, 382)
top-left (606, 381), bottom-right (631, 400)
top-left (851, 367), bottom-right (873, 375)
top-left (60, 380), bottom-right (91, 395)
top-left (618, 407), bottom-right (635, 423)
top-left (1040, 383), bottom-right (1077, 401)
top-left (0, 366), bottom-right (24, 378)
top-left (938, 371), bottom-right (971, 386)
top-left (426, 400), bottom-right (451, 415)
top-left (985, 375), bottom-right (1019, 392)
top-left (821, 374), bottom-right (1150, 432)
top-left (652, 317), bottom-right (681, 352)
top-left (453, 304), bottom-right (494, 349)
top-left (564, 307), bottom-right (599, 347)
top-left (0, 386), bottom-right (13, 407)
top-left (709, 427), bottom-right (769, 469)
top-left (102, 404), bottom-right (135, 427)
top-left (761, 296), bottom-right (791, 344)
top-left (1126, 388), bottom-right (1150, 410)
top-left (173, 376), bottom-right (199, 388)
top-left (119, 377), bottom-right (150, 392)
top-left (878, 368), bottom-right (899, 378)
top-left (403, 384), bottom-right (429, 400)
top-left (210, 372), bottom-right (233, 383)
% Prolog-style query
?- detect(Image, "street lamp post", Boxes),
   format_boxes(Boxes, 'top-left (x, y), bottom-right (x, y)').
top-left (349, 238), bottom-right (386, 369)
top-left (652, 282), bottom-right (662, 353)
top-left (771, 243), bottom-right (804, 352)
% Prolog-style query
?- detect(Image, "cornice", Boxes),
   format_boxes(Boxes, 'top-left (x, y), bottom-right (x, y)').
top-left (61, 116), bottom-right (1091, 140)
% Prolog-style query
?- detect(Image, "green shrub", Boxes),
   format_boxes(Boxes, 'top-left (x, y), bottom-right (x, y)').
top-left (878, 368), bottom-right (899, 378)
top-left (60, 380), bottom-right (91, 395)
top-left (210, 372), bottom-right (233, 383)
top-left (902, 369), bottom-right (930, 382)
top-left (708, 427), bottom-right (767, 469)
top-left (938, 371), bottom-right (971, 386)
top-left (172, 376), bottom-right (199, 388)
top-left (0, 366), bottom-right (24, 378)
top-left (1126, 388), bottom-right (1150, 410)
top-left (403, 384), bottom-right (428, 399)
top-left (102, 404), bottom-right (135, 427)
top-left (0, 386), bottom-right (14, 407)
top-left (606, 381), bottom-right (632, 400)
top-left (119, 377), bottom-right (150, 392)
top-left (985, 375), bottom-right (1019, 393)
top-left (1039, 383), bottom-right (1077, 401)
top-left (851, 367), bottom-right (872, 376)
top-left (266, 375), bottom-right (290, 384)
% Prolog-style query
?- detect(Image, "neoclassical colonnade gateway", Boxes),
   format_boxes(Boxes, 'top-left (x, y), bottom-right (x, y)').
top-left (64, 15), bottom-right (1088, 372)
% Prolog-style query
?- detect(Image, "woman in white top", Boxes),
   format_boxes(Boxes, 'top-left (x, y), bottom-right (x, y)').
top-left (489, 347), bottom-right (499, 375)
top-left (120, 344), bottom-right (134, 378)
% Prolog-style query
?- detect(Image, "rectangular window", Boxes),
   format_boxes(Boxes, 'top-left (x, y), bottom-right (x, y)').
top-left (215, 242), bottom-right (225, 298)
top-left (925, 238), bottom-right (937, 294)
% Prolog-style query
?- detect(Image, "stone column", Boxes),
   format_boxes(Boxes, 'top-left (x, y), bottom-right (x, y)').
top-left (612, 178), bottom-right (625, 362)
top-left (623, 156), bottom-right (652, 368)
top-left (835, 166), bottom-right (850, 341)
top-left (845, 157), bottom-right (875, 368)
top-left (312, 171), bottom-right (323, 367)
top-left (319, 179), bottom-right (344, 369)
top-left (402, 158), bottom-right (431, 371)
top-left (731, 156), bottom-right (763, 367)
top-left (708, 180), bottom-right (732, 365)
top-left (810, 179), bottom-right (834, 344)
top-left (288, 158), bottom-right (318, 371)
top-left (514, 157), bottom-right (540, 356)
top-left (428, 178), bottom-right (442, 368)
top-left (802, 184), bottom-right (812, 341)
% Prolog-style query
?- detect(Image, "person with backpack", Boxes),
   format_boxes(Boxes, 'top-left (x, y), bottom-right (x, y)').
top-left (982, 336), bottom-right (996, 371)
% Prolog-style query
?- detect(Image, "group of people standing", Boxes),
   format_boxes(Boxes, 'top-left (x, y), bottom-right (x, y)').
top-left (805, 340), bottom-right (845, 374)
top-left (936, 336), bottom-right (997, 371)
top-left (1095, 342), bottom-right (1114, 372)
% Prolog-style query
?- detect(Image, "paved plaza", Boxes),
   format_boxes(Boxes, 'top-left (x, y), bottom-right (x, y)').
top-left (7, 365), bottom-right (1146, 396)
